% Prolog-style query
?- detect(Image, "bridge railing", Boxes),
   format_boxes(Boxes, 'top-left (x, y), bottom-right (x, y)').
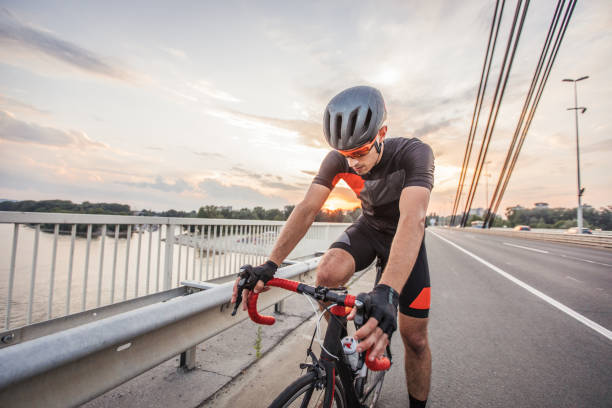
top-left (0, 258), bottom-right (323, 407)
top-left (0, 211), bottom-right (348, 330)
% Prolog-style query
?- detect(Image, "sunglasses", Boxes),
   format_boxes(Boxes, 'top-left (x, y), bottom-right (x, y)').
top-left (338, 137), bottom-right (378, 159)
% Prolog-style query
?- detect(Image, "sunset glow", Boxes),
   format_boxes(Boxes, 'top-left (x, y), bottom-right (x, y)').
top-left (323, 196), bottom-right (361, 212)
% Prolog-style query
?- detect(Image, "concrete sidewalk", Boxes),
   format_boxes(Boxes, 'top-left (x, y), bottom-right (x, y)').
top-left (84, 266), bottom-right (376, 408)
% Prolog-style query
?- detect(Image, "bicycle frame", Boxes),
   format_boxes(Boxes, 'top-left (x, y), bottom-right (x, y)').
top-left (319, 305), bottom-right (361, 407)
top-left (243, 278), bottom-right (391, 407)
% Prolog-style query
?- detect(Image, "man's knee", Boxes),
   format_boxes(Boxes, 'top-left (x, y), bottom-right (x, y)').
top-left (316, 248), bottom-right (355, 287)
top-left (399, 316), bottom-right (429, 355)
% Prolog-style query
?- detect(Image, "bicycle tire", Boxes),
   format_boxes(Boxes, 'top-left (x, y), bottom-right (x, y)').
top-left (269, 371), bottom-right (346, 408)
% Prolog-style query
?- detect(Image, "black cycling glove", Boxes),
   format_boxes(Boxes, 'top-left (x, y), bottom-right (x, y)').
top-left (239, 260), bottom-right (278, 290)
top-left (361, 284), bottom-right (400, 339)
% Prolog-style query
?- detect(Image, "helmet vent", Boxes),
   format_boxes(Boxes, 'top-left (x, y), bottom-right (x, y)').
top-left (335, 114), bottom-right (343, 142)
top-left (364, 108), bottom-right (373, 131)
top-left (347, 108), bottom-right (358, 138)
top-left (324, 110), bottom-right (331, 141)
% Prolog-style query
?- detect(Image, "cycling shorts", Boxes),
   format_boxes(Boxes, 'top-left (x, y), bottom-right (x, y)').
top-left (329, 219), bottom-right (430, 318)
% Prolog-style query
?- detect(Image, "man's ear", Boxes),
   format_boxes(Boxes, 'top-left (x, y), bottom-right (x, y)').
top-left (379, 125), bottom-right (387, 141)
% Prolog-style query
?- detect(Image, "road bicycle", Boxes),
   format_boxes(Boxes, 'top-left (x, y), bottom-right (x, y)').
top-left (233, 272), bottom-right (392, 408)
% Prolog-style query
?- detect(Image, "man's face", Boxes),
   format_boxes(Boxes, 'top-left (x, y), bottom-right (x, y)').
top-left (338, 126), bottom-right (387, 175)
top-left (346, 144), bottom-right (381, 175)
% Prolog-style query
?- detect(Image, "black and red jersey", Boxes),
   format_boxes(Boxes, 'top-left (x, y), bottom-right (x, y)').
top-left (312, 137), bottom-right (434, 234)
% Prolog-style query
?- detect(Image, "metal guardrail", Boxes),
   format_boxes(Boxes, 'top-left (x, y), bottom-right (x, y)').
top-left (0, 258), bottom-right (321, 407)
top-left (0, 211), bottom-right (348, 330)
top-left (453, 227), bottom-right (612, 249)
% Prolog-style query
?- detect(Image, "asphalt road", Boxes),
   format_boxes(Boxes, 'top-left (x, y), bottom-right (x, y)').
top-left (377, 227), bottom-right (612, 407)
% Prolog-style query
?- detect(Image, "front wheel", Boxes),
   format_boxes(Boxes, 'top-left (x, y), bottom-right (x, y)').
top-left (355, 362), bottom-right (386, 407)
top-left (268, 371), bottom-right (346, 408)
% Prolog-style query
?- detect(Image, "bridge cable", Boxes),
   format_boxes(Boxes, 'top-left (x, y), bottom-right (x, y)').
top-left (450, 0), bottom-right (504, 226)
top-left (486, 0), bottom-right (577, 227)
top-left (483, 0), bottom-right (565, 227)
top-left (460, 0), bottom-right (530, 227)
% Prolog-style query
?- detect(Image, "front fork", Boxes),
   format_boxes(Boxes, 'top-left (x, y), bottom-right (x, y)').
top-left (320, 307), bottom-right (364, 407)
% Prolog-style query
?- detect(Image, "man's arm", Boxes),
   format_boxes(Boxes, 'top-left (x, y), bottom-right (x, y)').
top-left (378, 186), bottom-right (430, 292)
top-left (354, 186), bottom-right (431, 357)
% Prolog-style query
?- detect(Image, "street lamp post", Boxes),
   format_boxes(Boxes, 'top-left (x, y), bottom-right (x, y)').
top-left (563, 76), bottom-right (588, 234)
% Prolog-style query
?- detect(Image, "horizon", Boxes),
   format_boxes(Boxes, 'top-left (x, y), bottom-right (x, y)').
top-left (2, 197), bottom-right (608, 219)
top-left (1, 1), bottom-right (610, 214)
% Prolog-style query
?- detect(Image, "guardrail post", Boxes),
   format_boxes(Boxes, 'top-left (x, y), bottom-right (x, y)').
top-left (163, 224), bottom-right (175, 290)
top-left (179, 346), bottom-right (197, 371)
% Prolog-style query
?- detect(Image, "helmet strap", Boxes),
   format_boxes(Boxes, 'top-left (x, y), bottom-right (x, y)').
top-left (374, 139), bottom-right (381, 153)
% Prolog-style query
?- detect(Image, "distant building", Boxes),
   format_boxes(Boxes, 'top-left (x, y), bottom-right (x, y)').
top-left (534, 202), bottom-right (549, 208)
top-left (469, 208), bottom-right (485, 217)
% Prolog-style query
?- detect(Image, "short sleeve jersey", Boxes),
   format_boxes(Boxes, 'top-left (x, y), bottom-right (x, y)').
top-left (312, 137), bottom-right (434, 235)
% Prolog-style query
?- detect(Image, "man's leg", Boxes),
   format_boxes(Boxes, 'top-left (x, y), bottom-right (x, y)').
top-left (399, 313), bottom-right (431, 404)
top-left (315, 247), bottom-right (355, 288)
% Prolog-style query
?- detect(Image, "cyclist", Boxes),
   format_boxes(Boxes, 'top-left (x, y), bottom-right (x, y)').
top-left (232, 85), bottom-right (434, 407)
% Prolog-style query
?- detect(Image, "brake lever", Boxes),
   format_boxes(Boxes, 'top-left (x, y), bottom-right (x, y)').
top-left (353, 307), bottom-right (366, 329)
top-left (353, 297), bottom-right (367, 329)
top-left (231, 276), bottom-right (247, 316)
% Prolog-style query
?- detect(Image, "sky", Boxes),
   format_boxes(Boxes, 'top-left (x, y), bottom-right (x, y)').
top-left (0, 0), bottom-right (610, 216)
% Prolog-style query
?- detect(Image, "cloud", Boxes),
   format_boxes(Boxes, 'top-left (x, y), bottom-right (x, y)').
top-left (582, 138), bottom-right (612, 154)
top-left (208, 108), bottom-right (324, 148)
top-left (412, 118), bottom-right (455, 139)
top-left (230, 166), bottom-right (305, 191)
top-left (119, 176), bottom-right (191, 193)
top-left (198, 179), bottom-right (289, 208)
top-left (0, 110), bottom-right (106, 149)
top-left (159, 46), bottom-right (187, 59)
top-left (264, 181), bottom-right (306, 191)
top-left (194, 151), bottom-right (226, 159)
top-left (187, 80), bottom-right (241, 103)
top-left (0, 94), bottom-right (49, 116)
top-left (0, 8), bottom-right (132, 81)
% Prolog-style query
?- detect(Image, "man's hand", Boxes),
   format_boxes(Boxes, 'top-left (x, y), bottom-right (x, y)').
top-left (231, 260), bottom-right (278, 311)
top-left (349, 284), bottom-right (399, 361)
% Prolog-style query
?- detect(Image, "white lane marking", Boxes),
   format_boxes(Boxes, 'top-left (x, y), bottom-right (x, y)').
top-left (429, 230), bottom-right (612, 342)
top-left (503, 242), bottom-right (549, 254)
top-left (565, 276), bottom-right (582, 283)
top-left (560, 254), bottom-right (612, 268)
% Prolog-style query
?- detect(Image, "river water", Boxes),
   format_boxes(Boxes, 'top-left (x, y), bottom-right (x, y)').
top-left (0, 223), bottom-right (267, 330)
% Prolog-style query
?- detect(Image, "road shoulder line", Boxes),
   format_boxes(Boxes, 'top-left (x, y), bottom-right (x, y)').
top-left (429, 230), bottom-right (612, 342)
top-left (503, 242), bottom-right (549, 253)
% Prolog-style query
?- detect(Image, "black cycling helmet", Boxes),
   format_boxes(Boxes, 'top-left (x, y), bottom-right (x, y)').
top-left (323, 85), bottom-right (387, 151)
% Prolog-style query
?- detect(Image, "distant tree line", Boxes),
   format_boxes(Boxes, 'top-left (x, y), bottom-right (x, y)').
top-left (0, 199), bottom-right (131, 215)
top-left (427, 205), bottom-right (612, 230)
top-left (0, 200), bottom-right (363, 224)
top-left (0, 200), bottom-right (133, 235)
top-left (503, 205), bottom-right (612, 230)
